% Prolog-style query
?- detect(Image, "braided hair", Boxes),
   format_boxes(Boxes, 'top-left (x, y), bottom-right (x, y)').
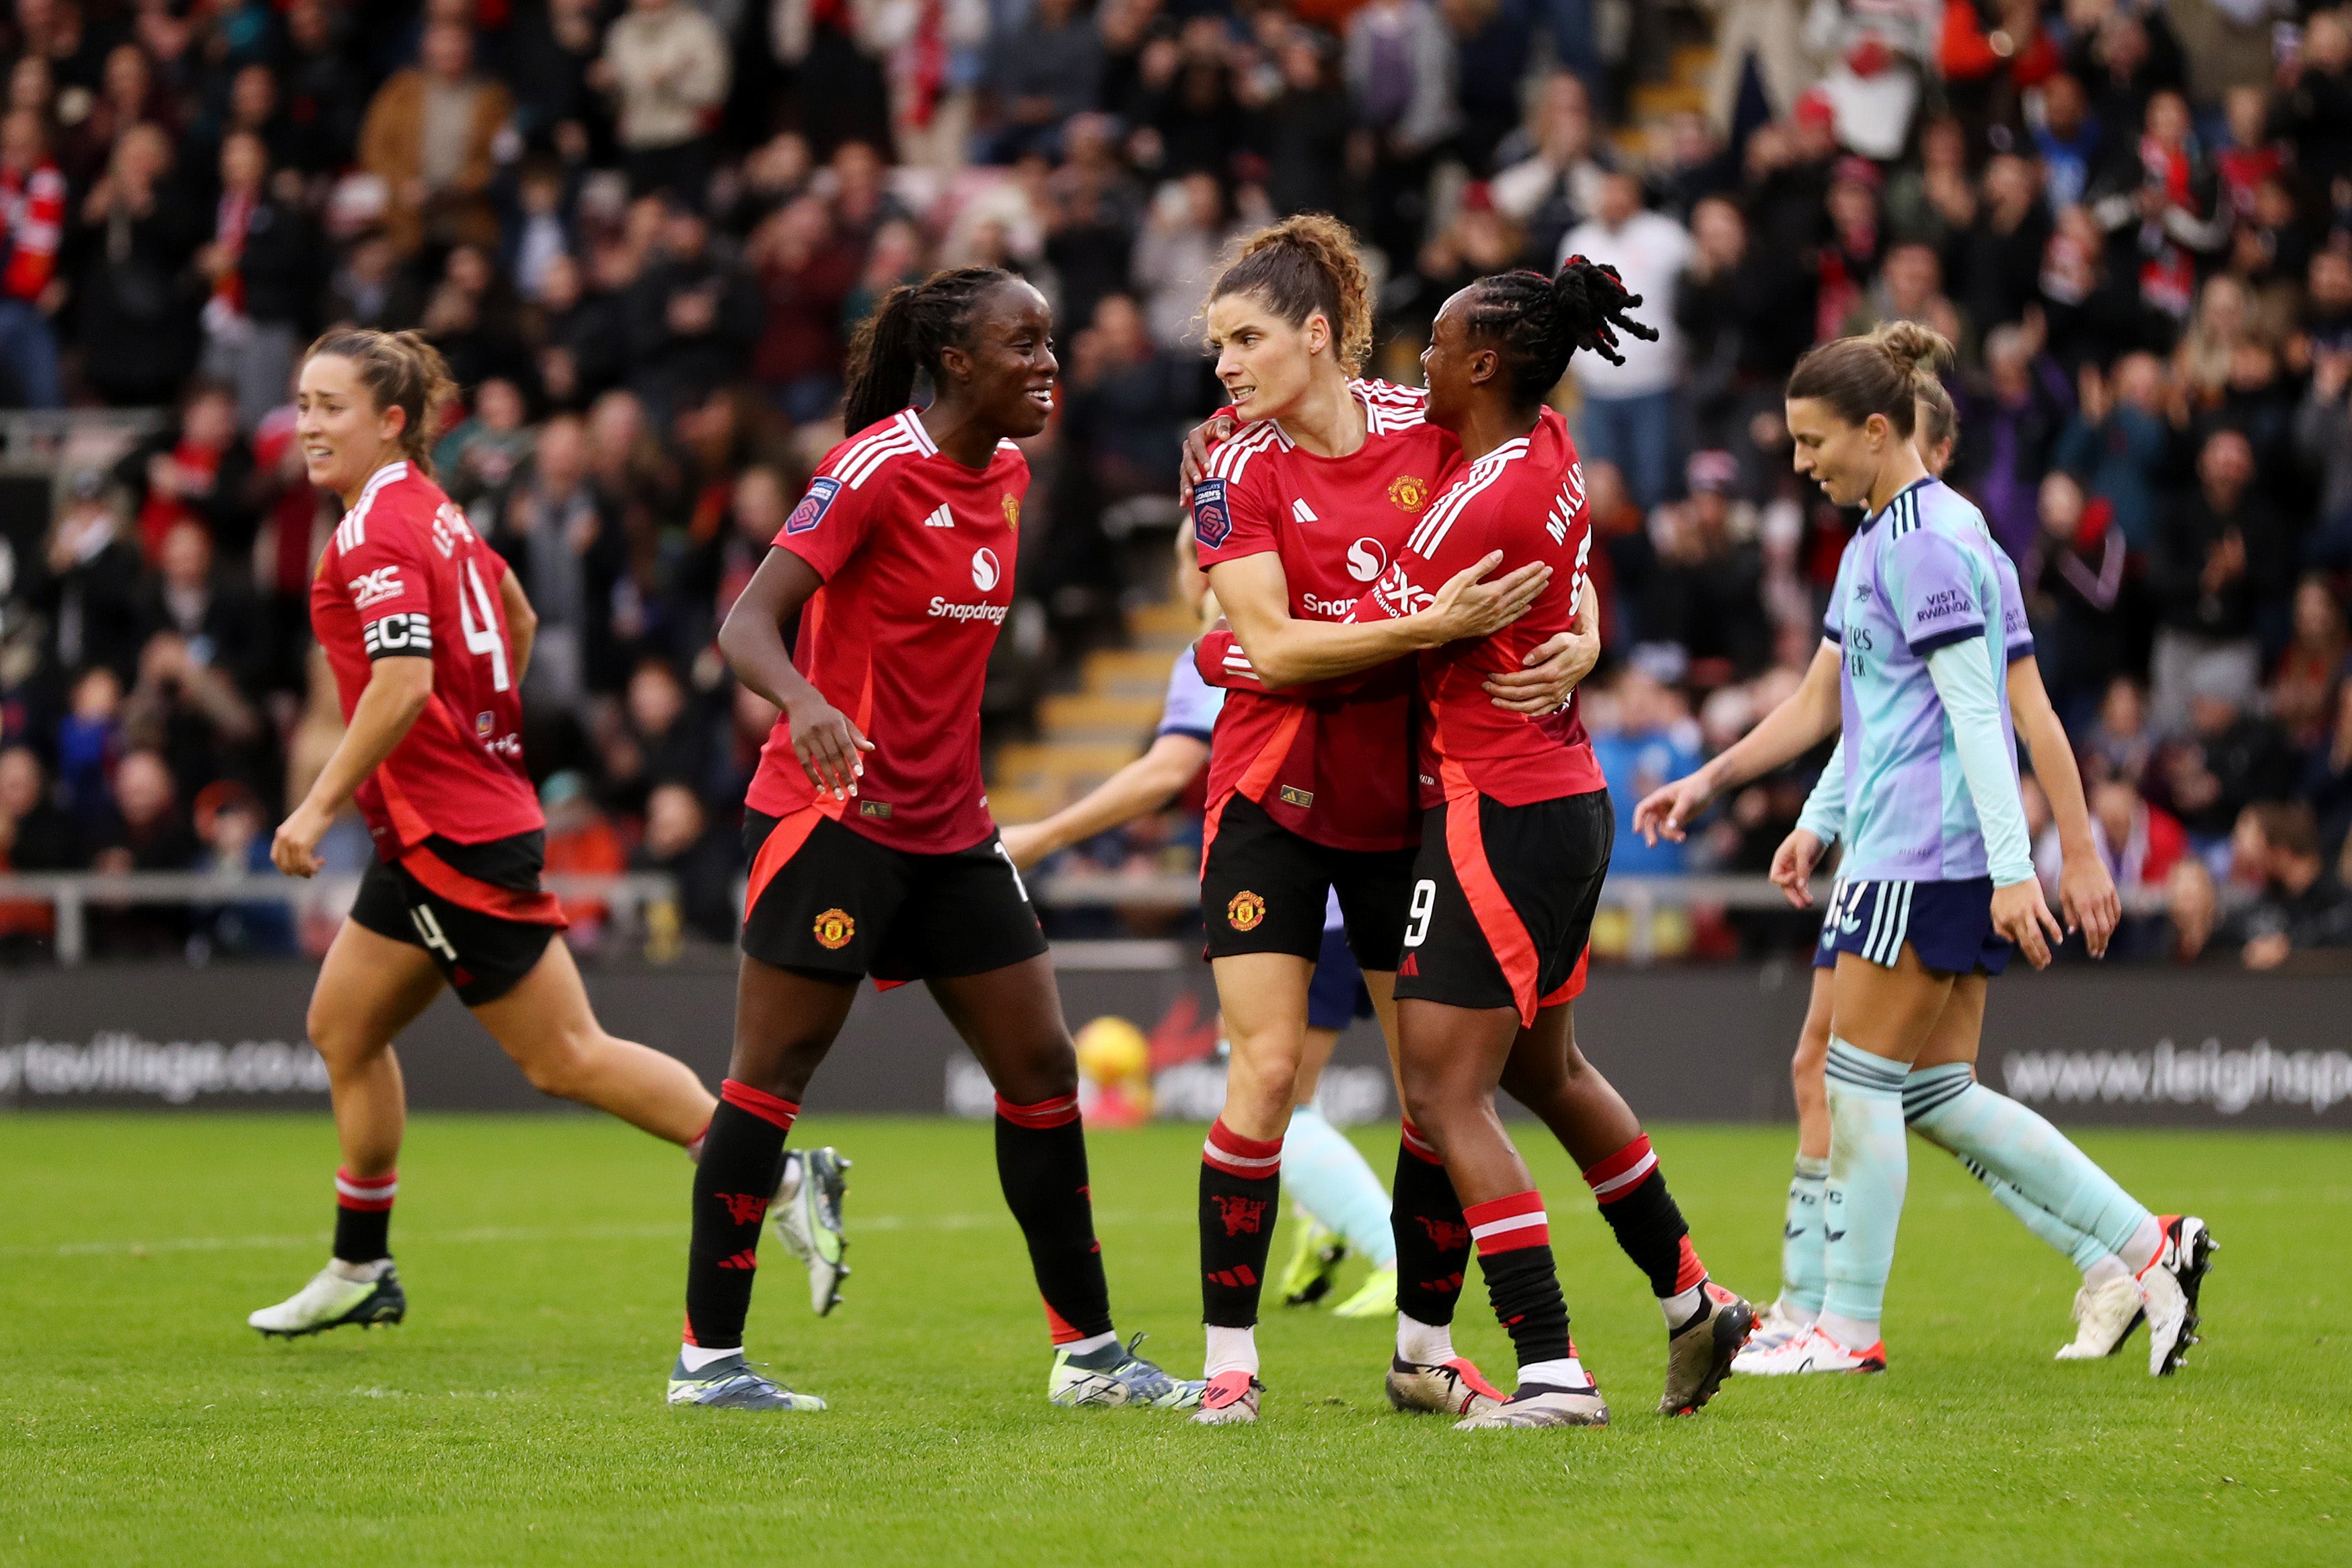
top-left (842, 266), bottom-right (1014, 433)
top-left (1459, 256), bottom-right (1660, 408)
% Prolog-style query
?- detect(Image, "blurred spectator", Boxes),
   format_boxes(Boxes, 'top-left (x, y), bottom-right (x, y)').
top-left (632, 780), bottom-right (738, 942)
top-left (541, 769), bottom-right (626, 945)
top-left (2149, 684), bottom-right (2297, 844)
top-left (74, 122), bottom-right (202, 406)
top-left (89, 747), bottom-right (199, 957)
top-left (360, 20), bottom-right (514, 257)
top-left (0, 746), bottom-right (77, 950)
top-left (2022, 470), bottom-right (2127, 724)
top-left (0, 106), bottom-right (65, 406)
top-left (600, 0), bottom-right (728, 199)
top-left (196, 130), bottom-right (320, 431)
top-left (626, 200), bottom-right (757, 420)
top-left (747, 195), bottom-right (858, 424)
top-left (2233, 800), bottom-right (2352, 969)
top-left (2272, 576), bottom-right (2348, 753)
top-left (1347, 0), bottom-right (1460, 264)
top-left (435, 377), bottom-right (536, 506)
top-left (37, 471), bottom-right (146, 684)
top-left (1644, 453), bottom-right (1769, 681)
top-left (1960, 320), bottom-right (2073, 560)
top-left (1134, 171), bottom-right (1243, 352)
top-left (2149, 427), bottom-right (2289, 729)
top-left (496, 413), bottom-right (624, 708)
top-left (190, 779), bottom-right (294, 958)
top-left (117, 384), bottom-right (257, 562)
top-left (1561, 171), bottom-right (1691, 510)
top-left (1590, 669), bottom-right (1701, 874)
top-left (2055, 350), bottom-right (2171, 553)
top-left (599, 655), bottom-right (707, 817)
top-left (980, 0), bottom-right (1102, 165)
top-left (1492, 71), bottom-right (1608, 278)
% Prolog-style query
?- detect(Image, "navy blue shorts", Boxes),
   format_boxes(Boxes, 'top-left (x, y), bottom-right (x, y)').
top-left (1307, 923), bottom-right (1374, 1031)
top-left (1816, 876), bottom-right (2012, 977)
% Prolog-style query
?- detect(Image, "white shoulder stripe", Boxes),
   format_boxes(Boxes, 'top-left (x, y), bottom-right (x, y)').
top-left (1406, 441), bottom-right (1526, 557)
top-left (334, 461), bottom-right (409, 552)
top-left (899, 408), bottom-right (940, 456)
top-left (1206, 422), bottom-right (1286, 482)
top-left (838, 430), bottom-right (919, 488)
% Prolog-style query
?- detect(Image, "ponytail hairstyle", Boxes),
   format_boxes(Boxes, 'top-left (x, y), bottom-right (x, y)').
top-left (1204, 214), bottom-right (1373, 375)
top-left (302, 328), bottom-right (459, 476)
top-left (1786, 320), bottom-right (1954, 440)
top-left (841, 266), bottom-right (1013, 434)
top-left (1461, 255), bottom-right (1661, 407)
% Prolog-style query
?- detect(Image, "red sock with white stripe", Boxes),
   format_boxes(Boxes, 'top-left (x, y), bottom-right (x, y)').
top-left (332, 1168), bottom-right (396, 1277)
top-left (1199, 1119), bottom-right (1281, 1369)
top-left (681, 1079), bottom-right (797, 1365)
top-left (1466, 1190), bottom-right (1590, 1394)
top-left (994, 1092), bottom-right (1115, 1352)
top-left (1581, 1134), bottom-right (1711, 1326)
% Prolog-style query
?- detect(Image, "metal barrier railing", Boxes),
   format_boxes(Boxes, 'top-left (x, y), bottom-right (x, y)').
top-left (0, 872), bottom-right (679, 965)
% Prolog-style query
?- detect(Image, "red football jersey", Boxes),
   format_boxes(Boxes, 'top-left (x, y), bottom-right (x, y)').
top-left (1352, 407), bottom-right (1604, 807)
top-left (1189, 380), bottom-right (1455, 852)
top-left (310, 460), bottom-right (544, 855)
top-left (746, 408), bottom-right (1026, 853)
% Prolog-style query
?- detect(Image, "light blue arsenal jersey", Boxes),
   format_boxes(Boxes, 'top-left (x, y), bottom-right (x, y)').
top-left (1821, 477), bottom-right (2020, 883)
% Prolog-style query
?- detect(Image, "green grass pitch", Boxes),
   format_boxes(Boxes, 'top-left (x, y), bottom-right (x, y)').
top-left (1, 1114), bottom-right (2343, 1566)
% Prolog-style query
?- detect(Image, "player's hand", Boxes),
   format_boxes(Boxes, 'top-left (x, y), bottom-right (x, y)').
top-left (1485, 620), bottom-right (1600, 714)
top-left (2058, 852), bottom-right (2121, 960)
top-left (1419, 551), bottom-right (1551, 644)
top-left (1991, 876), bottom-right (2066, 970)
top-left (270, 802), bottom-right (331, 879)
top-left (996, 822), bottom-right (1052, 870)
top-left (785, 694), bottom-right (874, 800)
top-left (1632, 770), bottom-right (1714, 846)
top-left (1769, 827), bottom-right (1823, 909)
top-left (1177, 413), bottom-right (1238, 507)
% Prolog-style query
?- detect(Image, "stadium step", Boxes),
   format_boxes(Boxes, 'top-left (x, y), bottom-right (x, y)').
top-left (1038, 692), bottom-right (1167, 742)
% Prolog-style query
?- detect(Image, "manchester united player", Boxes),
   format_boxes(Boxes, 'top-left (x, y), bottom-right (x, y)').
top-left (1181, 217), bottom-right (1584, 1425)
top-left (1202, 262), bottom-right (1753, 1426)
top-left (669, 267), bottom-right (1200, 1413)
top-left (249, 330), bottom-right (722, 1338)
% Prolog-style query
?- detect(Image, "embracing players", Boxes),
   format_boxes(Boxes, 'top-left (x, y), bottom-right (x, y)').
top-left (250, 330), bottom-right (752, 1338)
top-left (1190, 246), bottom-right (1752, 1427)
top-left (669, 267), bottom-right (1200, 1413)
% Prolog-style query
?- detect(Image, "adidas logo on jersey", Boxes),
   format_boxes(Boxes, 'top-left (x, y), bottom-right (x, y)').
top-left (1292, 498), bottom-right (1318, 523)
top-left (924, 505), bottom-right (955, 528)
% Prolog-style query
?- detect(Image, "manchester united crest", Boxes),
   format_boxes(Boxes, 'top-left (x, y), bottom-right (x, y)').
top-left (1387, 475), bottom-right (1430, 511)
top-left (1001, 493), bottom-right (1021, 528)
top-left (1226, 891), bottom-right (1266, 932)
top-left (812, 908), bottom-right (856, 949)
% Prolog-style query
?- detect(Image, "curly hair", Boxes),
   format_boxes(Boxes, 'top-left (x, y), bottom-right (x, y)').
top-left (1204, 214), bottom-right (1373, 375)
top-left (302, 328), bottom-right (459, 475)
top-left (1460, 255), bottom-right (1661, 406)
top-left (841, 266), bottom-right (1015, 433)
top-left (1786, 320), bottom-right (1955, 438)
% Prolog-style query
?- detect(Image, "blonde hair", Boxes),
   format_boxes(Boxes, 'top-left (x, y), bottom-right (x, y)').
top-left (1787, 320), bottom-right (1954, 439)
top-left (302, 328), bottom-right (460, 474)
top-left (1204, 214), bottom-right (1373, 375)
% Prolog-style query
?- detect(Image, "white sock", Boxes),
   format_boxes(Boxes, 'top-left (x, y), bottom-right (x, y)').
top-left (1395, 1312), bottom-right (1455, 1366)
top-left (1662, 1281), bottom-right (1707, 1329)
top-left (1061, 1330), bottom-right (1119, 1358)
top-left (678, 1343), bottom-right (739, 1372)
top-left (1784, 1298), bottom-right (1821, 1327)
top-left (1203, 1324), bottom-right (1258, 1379)
top-left (1514, 1355), bottom-right (1590, 1391)
top-left (2084, 1253), bottom-right (2131, 1290)
top-left (1818, 1311), bottom-right (1879, 1350)
top-left (328, 1257), bottom-right (388, 1283)
top-left (2120, 1214), bottom-right (2164, 1276)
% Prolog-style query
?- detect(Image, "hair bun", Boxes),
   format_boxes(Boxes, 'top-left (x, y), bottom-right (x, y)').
top-left (1871, 320), bottom-right (1954, 386)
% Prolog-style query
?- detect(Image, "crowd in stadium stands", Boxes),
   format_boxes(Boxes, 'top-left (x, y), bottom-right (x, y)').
top-left (1, 0), bottom-right (2350, 970)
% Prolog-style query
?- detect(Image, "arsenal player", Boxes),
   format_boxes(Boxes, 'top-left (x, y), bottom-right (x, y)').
top-left (250, 330), bottom-right (721, 1339)
top-left (1182, 216), bottom-right (1596, 1425)
top-left (1199, 261), bottom-right (1754, 1426)
top-left (669, 267), bottom-right (1200, 1414)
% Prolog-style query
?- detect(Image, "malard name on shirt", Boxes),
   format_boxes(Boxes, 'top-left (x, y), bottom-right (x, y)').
top-left (927, 597), bottom-right (1011, 624)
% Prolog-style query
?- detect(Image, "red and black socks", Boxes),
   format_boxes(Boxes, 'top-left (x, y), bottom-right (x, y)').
top-left (1199, 1119), bottom-right (1282, 1331)
top-left (1391, 1119), bottom-right (1471, 1330)
top-left (1465, 1190), bottom-right (1590, 1394)
top-left (682, 1080), bottom-right (797, 1357)
top-left (994, 1092), bottom-right (1114, 1349)
top-left (1582, 1134), bottom-right (1710, 1318)
top-left (332, 1168), bottom-right (396, 1269)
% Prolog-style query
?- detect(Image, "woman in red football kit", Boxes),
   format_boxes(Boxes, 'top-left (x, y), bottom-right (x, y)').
top-left (1196, 260), bottom-right (1754, 1428)
top-left (1181, 217), bottom-right (1597, 1425)
top-left (248, 330), bottom-right (716, 1341)
top-left (669, 267), bottom-right (1200, 1414)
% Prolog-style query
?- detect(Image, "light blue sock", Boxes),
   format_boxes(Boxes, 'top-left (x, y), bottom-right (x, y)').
top-left (1902, 1065), bottom-right (2152, 1259)
top-left (1961, 1158), bottom-right (2113, 1274)
top-left (1822, 1039), bottom-right (1910, 1340)
top-left (1281, 1106), bottom-right (1396, 1267)
top-left (1779, 1154), bottom-right (1830, 1316)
